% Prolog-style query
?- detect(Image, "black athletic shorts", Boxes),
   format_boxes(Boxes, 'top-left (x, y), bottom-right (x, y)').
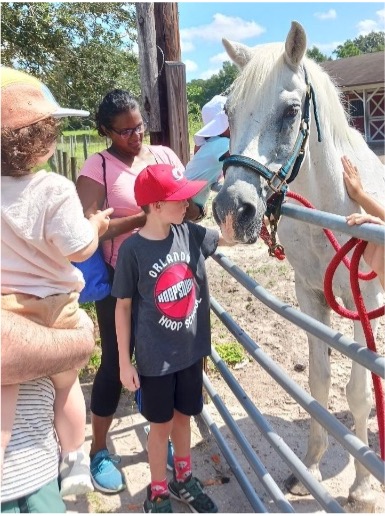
top-left (136, 358), bottom-right (203, 423)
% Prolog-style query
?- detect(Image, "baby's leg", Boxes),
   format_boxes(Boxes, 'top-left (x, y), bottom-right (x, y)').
top-left (52, 370), bottom-right (85, 453)
top-left (1, 384), bottom-right (19, 479)
top-left (51, 370), bottom-right (93, 496)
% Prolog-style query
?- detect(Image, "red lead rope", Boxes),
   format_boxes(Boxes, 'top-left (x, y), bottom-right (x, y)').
top-left (286, 191), bottom-right (385, 459)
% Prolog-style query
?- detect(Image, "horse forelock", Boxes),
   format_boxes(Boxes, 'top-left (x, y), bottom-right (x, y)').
top-left (228, 43), bottom-right (285, 117)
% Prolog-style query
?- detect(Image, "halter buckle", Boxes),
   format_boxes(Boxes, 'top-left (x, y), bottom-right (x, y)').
top-left (268, 173), bottom-right (288, 194)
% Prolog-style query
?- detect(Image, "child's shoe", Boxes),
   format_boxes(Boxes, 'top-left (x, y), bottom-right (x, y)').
top-left (168, 474), bottom-right (218, 513)
top-left (143, 485), bottom-right (173, 513)
top-left (59, 450), bottom-right (94, 497)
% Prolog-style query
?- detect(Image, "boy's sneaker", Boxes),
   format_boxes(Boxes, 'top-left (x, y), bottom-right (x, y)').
top-left (143, 485), bottom-right (173, 513)
top-left (168, 474), bottom-right (218, 513)
top-left (144, 424), bottom-right (174, 471)
top-left (90, 449), bottom-right (126, 493)
top-left (59, 450), bottom-right (94, 497)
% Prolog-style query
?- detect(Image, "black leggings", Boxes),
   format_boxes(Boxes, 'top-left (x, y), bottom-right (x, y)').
top-left (91, 264), bottom-right (135, 417)
top-left (90, 287), bottom-right (122, 417)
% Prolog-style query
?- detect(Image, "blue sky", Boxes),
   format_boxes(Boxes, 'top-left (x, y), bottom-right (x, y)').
top-left (178, 1), bottom-right (385, 82)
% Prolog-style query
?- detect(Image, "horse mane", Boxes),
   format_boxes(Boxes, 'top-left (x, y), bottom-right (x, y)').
top-left (228, 42), bottom-right (359, 152)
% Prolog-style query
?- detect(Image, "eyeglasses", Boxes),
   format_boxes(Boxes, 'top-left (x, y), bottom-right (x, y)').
top-left (109, 122), bottom-right (147, 139)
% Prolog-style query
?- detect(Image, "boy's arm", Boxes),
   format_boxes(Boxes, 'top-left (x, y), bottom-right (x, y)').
top-left (1, 309), bottom-right (95, 385)
top-left (115, 298), bottom-right (140, 391)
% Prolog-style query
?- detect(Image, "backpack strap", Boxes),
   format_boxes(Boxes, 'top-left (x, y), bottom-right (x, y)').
top-left (97, 152), bottom-right (114, 265)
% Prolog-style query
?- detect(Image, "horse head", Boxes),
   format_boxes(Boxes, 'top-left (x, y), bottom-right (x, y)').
top-left (213, 21), bottom-right (312, 243)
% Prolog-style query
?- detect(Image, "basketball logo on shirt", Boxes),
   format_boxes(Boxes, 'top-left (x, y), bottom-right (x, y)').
top-left (155, 263), bottom-right (196, 319)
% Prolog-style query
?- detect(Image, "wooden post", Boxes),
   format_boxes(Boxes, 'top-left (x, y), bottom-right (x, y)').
top-left (70, 157), bottom-right (77, 183)
top-left (62, 151), bottom-right (68, 179)
top-left (56, 150), bottom-right (63, 176)
top-left (135, 3), bottom-right (162, 144)
top-left (165, 62), bottom-right (190, 165)
top-left (154, 3), bottom-right (181, 149)
top-left (83, 135), bottom-right (88, 160)
top-left (48, 152), bottom-right (57, 173)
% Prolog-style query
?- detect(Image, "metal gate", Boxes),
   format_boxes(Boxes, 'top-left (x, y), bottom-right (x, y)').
top-left (201, 203), bottom-right (385, 513)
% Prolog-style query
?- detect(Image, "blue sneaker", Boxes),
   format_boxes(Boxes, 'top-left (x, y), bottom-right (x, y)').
top-left (144, 424), bottom-right (174, 471)
top-left (90, 449), bottom-right (126, 493)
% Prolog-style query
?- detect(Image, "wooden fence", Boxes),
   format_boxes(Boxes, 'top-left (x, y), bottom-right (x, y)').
top-left (48, 134), bottom-right (108, 182)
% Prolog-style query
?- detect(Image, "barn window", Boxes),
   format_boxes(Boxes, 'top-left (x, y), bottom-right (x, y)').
top-left (349, 99), bottom-right (364, 117)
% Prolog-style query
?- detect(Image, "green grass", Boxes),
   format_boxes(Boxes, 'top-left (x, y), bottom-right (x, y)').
top-left (214, 341), bottom-right (246, 366)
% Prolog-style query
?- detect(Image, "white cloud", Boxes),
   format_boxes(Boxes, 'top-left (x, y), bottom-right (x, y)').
top-left (210, 52), bottom-right (229, 64)
top-left (314, 9), bottom-right (337, 21)
top-left (180, 13), bottom-right (265, 52)
top-left (181, 40), bottom-right (195, 53)
top-left (357, 19), bottom-right (380, 35)
top-left (184, 59), bottom-right (198, 72)
top-left (311, 41), bottom-right (343, 55)
top-left (200, 68), bottom-right (221, 80)
top-left (356, 9), bottom-right (385, 35)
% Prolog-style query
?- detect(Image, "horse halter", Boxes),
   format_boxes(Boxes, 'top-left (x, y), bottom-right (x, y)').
top-left (222, 67), bottom-right (322, 221)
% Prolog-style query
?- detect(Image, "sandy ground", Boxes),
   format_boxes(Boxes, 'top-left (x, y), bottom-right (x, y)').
top-left (65, 145), bottom-right (385, 513)
top-left (64, 232), bottom-right (384, 514)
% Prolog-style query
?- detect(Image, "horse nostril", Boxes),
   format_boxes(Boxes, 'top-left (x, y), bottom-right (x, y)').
top-left (237, 203), bottom-right (256, 225)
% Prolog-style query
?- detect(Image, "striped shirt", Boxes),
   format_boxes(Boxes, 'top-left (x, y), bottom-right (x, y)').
top-left (1, 378), bottom-right (59, 502)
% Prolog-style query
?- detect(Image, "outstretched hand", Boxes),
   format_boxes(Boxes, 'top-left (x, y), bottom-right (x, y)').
top-left (346, 212), bottom-right (385, 227)
top-left (342, 155), bottom-right (363, 202)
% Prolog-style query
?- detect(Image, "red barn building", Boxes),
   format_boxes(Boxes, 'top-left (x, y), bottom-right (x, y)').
top-left (321, 52), bottom-right (384, 146)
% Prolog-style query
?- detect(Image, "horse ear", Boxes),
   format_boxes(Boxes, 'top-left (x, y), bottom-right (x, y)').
top-left (222, 38), bottom-right (253, 69)
top-left (284, 21), bottom-right (307, 69)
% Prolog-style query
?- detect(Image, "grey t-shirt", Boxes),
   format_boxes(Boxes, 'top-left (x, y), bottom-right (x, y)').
top-left (112, 222), bottom-right (219, 376)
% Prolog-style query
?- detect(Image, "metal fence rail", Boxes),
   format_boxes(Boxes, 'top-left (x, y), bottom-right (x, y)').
top-left (209, 296), bottom-right (384, 484)
top-left (199, 200), bottom-right (384, 511)
top-left (203, 372), bottom-right (295, 513)
top-left (281, 203), bottom-right (385, 245)
top-left (212, 252), bottom-right (385, 379)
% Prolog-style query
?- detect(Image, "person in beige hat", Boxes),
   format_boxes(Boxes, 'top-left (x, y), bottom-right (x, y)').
top-left (1, 67), bottom-right (113, 509)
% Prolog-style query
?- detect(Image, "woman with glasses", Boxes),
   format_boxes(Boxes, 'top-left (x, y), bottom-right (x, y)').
top-left (76, 89), bottom-right (184, 494)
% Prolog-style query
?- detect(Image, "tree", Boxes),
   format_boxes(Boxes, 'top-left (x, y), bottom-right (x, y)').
top-left (1, 2), bottom-right (140, 128)
top-left (187, 61), bottom-right (238, 110)
top-left (333, 39), bottom-right (361, 58)
top-left (354, 31), bottom-right (385, 53)
top-left (333, 31), bottom-right (384, 58)
top-left (306, 46), bottom-right (328, 63)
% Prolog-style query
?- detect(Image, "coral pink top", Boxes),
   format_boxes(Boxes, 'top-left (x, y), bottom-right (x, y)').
top-left (78, 146), bottom-right (184, 268)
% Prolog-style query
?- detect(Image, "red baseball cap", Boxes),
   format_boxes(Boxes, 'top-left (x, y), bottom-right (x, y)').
top-left (134, 164), bottom-right (207, 206)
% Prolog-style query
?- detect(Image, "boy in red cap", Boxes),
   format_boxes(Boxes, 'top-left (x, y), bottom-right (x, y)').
top-left (113, 164), bottom-right (231, 512)
top-left (1, 67), bottom-right (113, 501)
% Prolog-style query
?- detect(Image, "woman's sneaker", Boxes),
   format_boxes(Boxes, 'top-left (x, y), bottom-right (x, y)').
top-left (144, 424), bottom-right (174, 471)
top-left (143, 485), bottom-right (173, 513)
top-left (90, 449), bottom-right (126, 493)
top-left (168, 474), bottom-right (218, 513)
top-left (59, 450), bottom-right (94, 497)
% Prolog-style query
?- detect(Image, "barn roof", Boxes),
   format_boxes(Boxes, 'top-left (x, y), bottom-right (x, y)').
top-left (321, 51), bottom-right (385, 88)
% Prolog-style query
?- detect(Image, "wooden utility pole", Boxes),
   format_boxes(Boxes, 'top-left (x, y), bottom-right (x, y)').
top-left (154, 3), bottom-right (190, 164)
top-left (154, 2), bottom-right (180, 148)
top-left (135, 3), bottom-right (162, 144)
top-left (136, 3), bottom-right (189, 163)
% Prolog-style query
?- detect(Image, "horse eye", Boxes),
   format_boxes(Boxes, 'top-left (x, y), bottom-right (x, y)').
top-left (284, 105), bottom-right (300, 118)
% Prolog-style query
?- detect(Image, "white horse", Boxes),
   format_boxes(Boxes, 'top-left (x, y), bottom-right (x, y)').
top-left (212, 21), bottom-right (384, 511)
